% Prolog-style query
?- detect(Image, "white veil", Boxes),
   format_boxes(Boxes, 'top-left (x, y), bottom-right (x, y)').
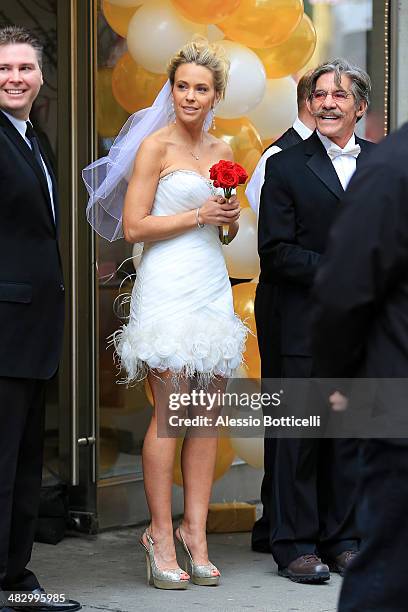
top-left (83, 80), bottom-right (213, 242)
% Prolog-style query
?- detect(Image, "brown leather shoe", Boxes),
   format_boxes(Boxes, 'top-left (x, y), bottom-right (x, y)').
top-left (278, 554), bottom-right (330, 583)
top-left (327, 550), bottom-right (358, 577)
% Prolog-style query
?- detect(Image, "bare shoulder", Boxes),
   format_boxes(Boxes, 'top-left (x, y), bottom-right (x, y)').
top-left (138, 128), bottom-right (168, 157)
top-left (207, 134), bottom-right (234, 161)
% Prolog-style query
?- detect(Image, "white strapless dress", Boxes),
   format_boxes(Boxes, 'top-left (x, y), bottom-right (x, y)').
top-left (113, 170), bottom-right (248, 384)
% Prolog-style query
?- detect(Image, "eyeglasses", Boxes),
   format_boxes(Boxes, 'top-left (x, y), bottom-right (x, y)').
top-left (312, 90), bottom-right (353, 102)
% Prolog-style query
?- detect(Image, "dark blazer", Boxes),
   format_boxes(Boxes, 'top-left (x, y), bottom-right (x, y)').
top-left (0, 110), bottom-right (64, 379)
top-left (258, 130), bottom-right (375, 357)
top-left (312, 123), bottom-right (408, 379)
top-left (263, 126), bottom-right (303, 157)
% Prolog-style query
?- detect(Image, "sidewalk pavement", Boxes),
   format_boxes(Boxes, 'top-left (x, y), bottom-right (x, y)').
top-left (31, 528), bottom-right (342, 612)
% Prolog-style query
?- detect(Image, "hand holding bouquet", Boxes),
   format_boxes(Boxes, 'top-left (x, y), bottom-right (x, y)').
top-left (209, 160), bottom-right (248, 245)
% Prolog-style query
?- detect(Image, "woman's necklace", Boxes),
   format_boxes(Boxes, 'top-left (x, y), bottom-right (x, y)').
top-left (189, 135), bottom-right (203, 161)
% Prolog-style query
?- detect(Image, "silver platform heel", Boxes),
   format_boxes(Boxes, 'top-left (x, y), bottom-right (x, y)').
top-left (139, 529), bottom-right (190, 590)
top-left (176, 526), bottom-right (220, 586)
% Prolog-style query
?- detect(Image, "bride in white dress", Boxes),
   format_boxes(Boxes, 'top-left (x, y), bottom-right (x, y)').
top-left (85, 40), bottom-right (247, 590)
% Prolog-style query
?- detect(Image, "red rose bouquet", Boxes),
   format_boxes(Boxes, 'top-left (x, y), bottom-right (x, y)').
top-left (209, 160), bottom-right (248, 244)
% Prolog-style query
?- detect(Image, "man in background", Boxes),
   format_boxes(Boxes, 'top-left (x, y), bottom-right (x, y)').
top-left (257, 59), bottom-right (375, 583)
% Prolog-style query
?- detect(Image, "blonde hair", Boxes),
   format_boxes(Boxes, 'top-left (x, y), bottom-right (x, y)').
top-left (167, 38), bottom-right (230, 99)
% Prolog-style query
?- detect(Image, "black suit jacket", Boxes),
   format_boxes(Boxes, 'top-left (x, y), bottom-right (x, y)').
top-left (312, 123), bottom-right (408, 379)
top-left (258, 130), bottom-right (375, 358)
top-left (0, 110), bottom-right (64, 379)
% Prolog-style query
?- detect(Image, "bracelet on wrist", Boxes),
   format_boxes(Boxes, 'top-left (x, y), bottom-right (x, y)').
top-left (196, 208), bottom-right (205, 229)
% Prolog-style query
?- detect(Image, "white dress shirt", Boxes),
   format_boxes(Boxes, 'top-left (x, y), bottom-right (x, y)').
top-left (0, 109), bottom-right (55, 221)
top-left (246, 117), bottom-right (313, 215)
top-left (316, 131), bottom-right (360, 190)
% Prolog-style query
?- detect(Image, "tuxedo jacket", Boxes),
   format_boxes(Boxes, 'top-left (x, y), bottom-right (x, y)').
top-left (0, 111), bottom-right (64, 379)
top-left (264, 125), bottom-right (303, 157)
top-left (313, 123), bottom-right (408, 379)
top-left (258, 130), bottom-right (375, 358)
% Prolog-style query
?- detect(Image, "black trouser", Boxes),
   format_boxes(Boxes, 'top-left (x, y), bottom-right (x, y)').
top-left (251, 282), bottom-right (281, 552)
top-left (0, 377), bottom-right (45, 591)
top-left (268, 357), bottom-right (360, 569)
top-left (339, 439), bottom-right (408, 612)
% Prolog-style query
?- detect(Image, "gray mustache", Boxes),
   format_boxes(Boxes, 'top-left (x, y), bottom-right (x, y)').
top-left (313, 111), bottom-right (345, 119)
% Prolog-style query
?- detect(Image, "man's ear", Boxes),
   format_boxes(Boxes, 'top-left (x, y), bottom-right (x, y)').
top-left (356, 100), bottom-right (367, 118)
top-left (306, 98), bottom-right (313, 115)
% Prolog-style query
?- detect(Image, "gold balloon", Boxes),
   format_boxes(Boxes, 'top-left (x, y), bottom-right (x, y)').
top-left (97, 68), bottom-right (130, 138)
top-left (144, 379), bottom-right (154, 406)
top-left (112, 53), bottom-right (167, 114)
top-left (255, 14), bottom-right (316, 79)
top-left (102, 0), bottom-right (139, 37)
top-left (170, 0), bottom-right (240, 24)
top-left (219, 0), bottom-right (303, 49)
top-left (262, 137), bottom-right (276, 149)
top-left (232, 282), bottom-right (261, 379)
top-left (213, 117), bottom-right (263, 178)
top-left (173, 433), bottom-right (235, 486)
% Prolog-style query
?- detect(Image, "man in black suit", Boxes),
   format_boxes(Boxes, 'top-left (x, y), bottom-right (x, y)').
top-left (312, 123), bottom-right (408, 611)
top-left (258, 58), bottom-right (375, 583)
top-left (247, 73), bottom-right (316, 553)
top-left (0, 26), bottom-right (79, 612)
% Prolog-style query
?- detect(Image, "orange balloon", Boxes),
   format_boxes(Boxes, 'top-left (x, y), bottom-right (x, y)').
top-left (255, 14), bottom-right (316, 79)
top-left (219, 0), bottom-right (303, 49)
top-left (102, 0), bottom-right (139, 37)
top-left (262, 137), bottom-right (276, 149)
top-left (232, 282), bottom-right (261, 379)
top-left (213, 117), bottom-right (263, 178)
top-left (97, 68), bottom-right (130, 138)
top-left (170, 0), bottom-right (240, 24)
top-left (112, 52), bottom-right (167, 114)
top-left (173, 433), bottom-right (235, 486)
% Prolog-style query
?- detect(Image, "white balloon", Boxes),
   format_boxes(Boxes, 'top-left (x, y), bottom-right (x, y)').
top-left (216, 41), bottom-right (266, 119)
top-left (132, 242), bottom-right (143, 270)
top-left (127, 0), bottom-right (205, 74)
top-left (247, 77), bottom-right (298, 140)
top-left (230, 437), bottom-right (264, 469)
top-left (222, 208), bottom-right (260, 279)
top-left (207, 24), bottom-right (224, 42)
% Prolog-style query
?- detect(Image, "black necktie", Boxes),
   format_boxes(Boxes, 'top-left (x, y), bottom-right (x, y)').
top-left (25, 122), bottom-right (47, 180)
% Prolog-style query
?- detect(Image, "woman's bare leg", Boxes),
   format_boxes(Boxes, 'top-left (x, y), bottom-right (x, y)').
top-left (142, 371), bottom-right (189, 575)
top-left (178, 377), bottom-right (227, 569)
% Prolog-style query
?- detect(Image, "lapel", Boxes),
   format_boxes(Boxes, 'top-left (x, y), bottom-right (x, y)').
top-left (0, 111), bottom-right (57, 232)
top-left (355, 135), bottom-right (371, 168)
top-left (305, 131), bottom-right (344, 200)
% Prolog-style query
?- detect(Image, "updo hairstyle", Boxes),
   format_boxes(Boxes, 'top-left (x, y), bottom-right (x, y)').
top-left (167, 38), bottom-right (230, 100)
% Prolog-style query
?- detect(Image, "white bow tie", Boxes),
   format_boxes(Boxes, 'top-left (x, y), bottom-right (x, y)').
top-left (327, 143), bottom-right (361, 160)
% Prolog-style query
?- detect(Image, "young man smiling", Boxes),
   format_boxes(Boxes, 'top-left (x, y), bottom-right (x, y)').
top-left (0, 26), bottom-right (80, 612)
top-left (258, 58), bottom-right (375, 583)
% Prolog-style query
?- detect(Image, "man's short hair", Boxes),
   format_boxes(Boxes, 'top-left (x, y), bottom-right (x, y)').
top-left (0, 25), bottom-right (43, 69)
top-left (297, 71), bottom-right (313, 110)
top-left (307, 58), bottom-right (371, 109)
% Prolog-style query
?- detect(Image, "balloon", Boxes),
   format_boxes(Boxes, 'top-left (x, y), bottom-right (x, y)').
top-left (223, 209), bottom-right (260, 280)
top-left (207, 24), bottom-right (224, 42)
top-left (108, 0), bottom-right (141, 5)
top-left (102, 1), bottom-right (139, 37)
top-left (262, 137), bottom-right (276, 149)
top-left (144, 379), bottom-right (154, 405)
top-left (170, 0), bottom-right (240, 24)
top-left (236, 184), bottom-right (252, 210)
top-left (213, 117), bottom-right (262, 178)
top-left (232, 282), bottom-right (260, 379)
top-left (127, 0), bottom-right (206, 74)
top-left (247, 77), bottom-right (298, 140)
top-left (216, 41), bottom-right (266, 119)
top-left (255, 14), bottom-right (316, 79)
top-left (97, 68), bottom-right (129, 138)
top-left (112, 53), bottom-right (167, 114)
top-left (173, 434), bottom-right (235, 486)
top-left (219, 0), bottom-right (303, 49)
top-left (230, 437), bottom-right (264, 469)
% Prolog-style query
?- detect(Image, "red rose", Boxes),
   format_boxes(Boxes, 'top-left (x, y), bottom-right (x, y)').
top-left (217, 168), bottom-right (240, 189)
top-left (234, 163), bottom-right (248, 184)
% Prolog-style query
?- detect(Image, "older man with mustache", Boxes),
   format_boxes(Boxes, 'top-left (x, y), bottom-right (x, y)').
top-left (258, 58), bottom-right (375, 583)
